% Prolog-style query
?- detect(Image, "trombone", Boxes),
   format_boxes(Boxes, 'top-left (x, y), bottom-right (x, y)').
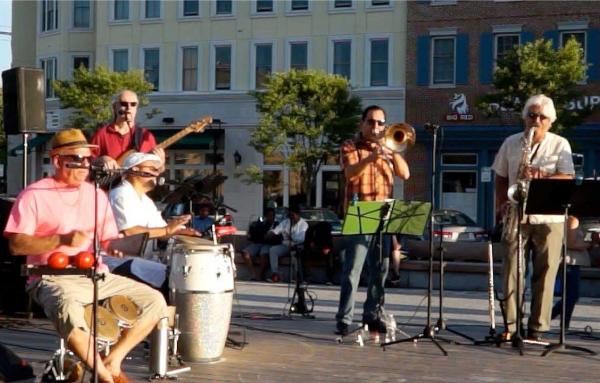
top-left (380, 122), bottom-right (416, 153)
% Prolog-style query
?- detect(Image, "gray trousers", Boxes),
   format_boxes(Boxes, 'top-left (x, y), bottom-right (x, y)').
top-left (335, 234), bottom-right (390, 325)
top-left (503, 222), bottom-right (563, 334)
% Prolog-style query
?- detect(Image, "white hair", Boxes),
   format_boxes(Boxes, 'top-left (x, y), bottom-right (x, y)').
top-left (521, 94), bottom-right (557, 123)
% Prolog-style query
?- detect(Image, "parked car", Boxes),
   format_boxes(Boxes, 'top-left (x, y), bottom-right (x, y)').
top-left (403, 209), bottom-right (489, 261)
top-left (274, 207), bottom-right (343, 233)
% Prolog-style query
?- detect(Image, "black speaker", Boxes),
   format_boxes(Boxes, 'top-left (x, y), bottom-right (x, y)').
top-left (2, 67), bottom-right (46, 135)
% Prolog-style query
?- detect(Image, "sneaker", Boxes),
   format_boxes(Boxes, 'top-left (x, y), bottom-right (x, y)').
top-left (266, 273), bottom-right (280, 283)
top-left (334, 322), bottom-right (349, 336)
top-left (527, 329), bottom-right (545, 342)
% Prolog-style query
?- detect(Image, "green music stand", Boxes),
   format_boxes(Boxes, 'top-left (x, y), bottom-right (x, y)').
top-left (342, 200), bottom-right (431, 237)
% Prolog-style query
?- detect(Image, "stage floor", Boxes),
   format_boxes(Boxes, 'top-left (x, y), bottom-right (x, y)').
top-left (2, 281), bottom-right (600, 382)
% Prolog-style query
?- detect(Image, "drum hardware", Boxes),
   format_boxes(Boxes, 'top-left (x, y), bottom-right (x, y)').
top-left (40, 338), bottom-right (83, 383)
top-left (149, 317), bottom-right (191, 380)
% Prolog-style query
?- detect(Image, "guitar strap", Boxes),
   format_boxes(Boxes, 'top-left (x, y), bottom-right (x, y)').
top-left (133, 125), bottom-right (143, 152)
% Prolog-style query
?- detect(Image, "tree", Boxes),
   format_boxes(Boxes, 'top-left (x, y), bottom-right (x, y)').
top-left (478, 38), bottom-right (590, 132)
top-left (247, 69), bottom-right (362, 207)
top-left (53, 65), bottom-right (157, 132)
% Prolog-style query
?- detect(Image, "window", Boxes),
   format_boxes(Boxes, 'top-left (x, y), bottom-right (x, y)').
top-left (143, 48), bottom-right (160, 90)
top-left (290, 42), bottom-right (308, 70)
top-left (73, 0), bottom-right (90, 28)
top-left (255, 44), bottom-right (273, 89)
top-left (182, 47), bottom-right (198, 91)
top-left (145, 0), bottom-right (161, 18)
top-left (371, 0), bottom-right (390, 5)
top-left (73, 55), bottom-right (90, 71)
top-left (112, 49), bottom-right (129, 72)
top-left (183, 0), bottom-right (199, 16)
top-left (216, 0), bottom-right (232, 15)
top-left (370, 39), bottom-right (388, 86)
top-left (333, 40), bottom-right (351, 79)
top-left (256, 0), bottom-right (273, 12)
top-left (494, 34), bottom-right (519, 64)
top-left (114, 0), bottom-right (129, 21)
top-left (40, 57), bottom-right (57, 98)
top-left (334, 0), bottom-right (352, 8)
top-left (560, 31), bottom-right (586, 58)
top-left (291, 0), bottom-right (309, 10)
top-left (432, 37), bottom-right (455, 85)
top-left (41, 0), bottom-right (58, 32)
top-left (215, 45), bottom-right (231, 90)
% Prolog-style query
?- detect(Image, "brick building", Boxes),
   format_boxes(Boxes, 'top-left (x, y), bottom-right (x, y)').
top-left (405, 0), bottom-right (600, 229)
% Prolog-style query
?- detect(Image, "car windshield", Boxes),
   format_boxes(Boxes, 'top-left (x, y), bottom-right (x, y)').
top-left (433, 211), bottom-right (476, 226)
top-left (300, 209), bottom-right (339, 221)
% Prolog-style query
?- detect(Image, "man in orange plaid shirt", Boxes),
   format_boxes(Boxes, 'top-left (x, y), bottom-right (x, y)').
top-left (335, 105), bottom-right (410, 336)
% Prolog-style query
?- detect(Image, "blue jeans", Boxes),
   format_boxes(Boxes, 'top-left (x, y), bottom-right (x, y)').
top-left (336, 234), bottom-right (390, 325)
top-left (551, 265), bottom-right (580, 330)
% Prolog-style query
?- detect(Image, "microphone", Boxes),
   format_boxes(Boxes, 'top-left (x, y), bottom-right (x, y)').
top-left (129, 170), bottom-right (160, 178)
top-left (118, 110), bottom-right (126, 116)
top-left (424, 122), bottom-right (440, 133)
top-left (65, 163), bottom-right (127, 173)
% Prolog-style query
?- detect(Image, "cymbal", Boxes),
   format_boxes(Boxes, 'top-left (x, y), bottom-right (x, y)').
top-left (161, 174), bottom-right (228, 205)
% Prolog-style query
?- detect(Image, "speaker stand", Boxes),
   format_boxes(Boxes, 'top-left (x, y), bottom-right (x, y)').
top-left (22, 132), bottom-right (30, 189)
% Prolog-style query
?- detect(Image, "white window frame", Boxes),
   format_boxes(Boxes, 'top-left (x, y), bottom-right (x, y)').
top-left (70, 52), bottom-right (93, 77)
top-left (252, 0), bottom-right (276, 17)
top-left (286, 0), bottom-right (311, 15)
top-left (178, 0), bottom-right (202, 19)
top-left (109, 46), bottom-right (131, 72)
top-left (328, 36), bottom-right (354, 85)
top-left (140, 0), bottom-right (163, 22)
top-left (178, 44), bottom-right (201, 92)
top-left (329, 0), bottom-right (355, 12)
top-left (140, 45), bottom-right (162, 92)
top-left (211, 0), bottom-right (236, 18)
top-left (39, 56), bottom-right (58, 100)
top-left (429, 30), bottom-right (456, 88)
top-left (39, 0), bottom-right (59, 34)
top-left (251, 40), bottom-right (276, 90)
top-left (108, 0), bottom-right (132, 24)
top-left (365, 34), bottom-right (392, 88)
top-left (365, 0), bottom-right (393, 11)
top-left (285, 38), bottom-right (311, 71)
top-left (210, 41), bottom-right (236, 91)
top-left (71, 0), bottom-right (93, 30)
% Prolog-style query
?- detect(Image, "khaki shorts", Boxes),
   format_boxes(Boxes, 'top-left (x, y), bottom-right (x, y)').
top-left (29, 272), bottom-right (168, 340)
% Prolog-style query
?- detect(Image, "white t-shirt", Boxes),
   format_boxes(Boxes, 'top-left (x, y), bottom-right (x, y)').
top-left (271, 217), bottom-right (309, 247)
top-left (492, 131), bottom-right (574, 224)
top-left (106, 180), bottom-right (167, 287)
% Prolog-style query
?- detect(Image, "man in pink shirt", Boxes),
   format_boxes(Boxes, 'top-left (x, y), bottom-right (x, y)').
top-left (91, 89), bottom-right (164, 169)
top-left (4, 129), bottom-right (167, 383)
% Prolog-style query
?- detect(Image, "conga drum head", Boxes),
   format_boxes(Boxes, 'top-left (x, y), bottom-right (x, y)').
top-left (83, 305), bottom-right (119, 344)
top-left (105, 295), bottom-right (139, 327)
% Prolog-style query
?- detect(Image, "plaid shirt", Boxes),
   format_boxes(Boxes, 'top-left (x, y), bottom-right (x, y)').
top-left (340, 138), bottom-right (394, 212)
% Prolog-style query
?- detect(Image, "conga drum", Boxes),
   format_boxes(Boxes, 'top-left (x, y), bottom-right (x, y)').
top-left (83, 305), bottom-right (120, 351)
top-left (169, 241), bottom-right (234, 362)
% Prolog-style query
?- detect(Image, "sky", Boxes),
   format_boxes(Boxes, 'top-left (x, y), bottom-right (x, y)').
top-left (0, 0), bottom-right (12, 86)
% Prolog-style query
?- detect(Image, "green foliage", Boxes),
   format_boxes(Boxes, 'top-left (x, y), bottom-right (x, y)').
top-left (478, 38), bottom-right (590, 132)
top-left (248, 69), bottom-right (362, 206)
top-left (53, 65), bottom-right (156, 133)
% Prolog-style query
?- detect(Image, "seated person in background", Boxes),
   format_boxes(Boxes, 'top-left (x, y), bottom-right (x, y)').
top-left (551, 215), bottom-right (599, 330)
top-left (107, 152), bottom-right (200, 297)
top-left (192, 203), bottom-right (215, 234)
top-left (264, 205), bottom-right (309, 283)
top-left (4, 129), bottom-right (168, 383)
top-left (242, 208), bottom-right (278, 281)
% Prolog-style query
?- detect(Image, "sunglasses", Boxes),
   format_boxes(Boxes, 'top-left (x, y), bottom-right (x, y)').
top-left (366, 119), bottom-right (386, 126)
top-left (120, 101), bottom-right (138, 108)
top-left (58, 154), bottom-right (92, 163)
top-left (527, 112), bottom-right (548, 121)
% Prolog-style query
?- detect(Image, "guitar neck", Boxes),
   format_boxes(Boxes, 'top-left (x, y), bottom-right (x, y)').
top-left (156, 128), bottom-right (192, 150)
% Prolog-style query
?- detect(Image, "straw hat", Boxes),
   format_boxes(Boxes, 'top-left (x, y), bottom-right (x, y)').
top-left (50, 129), bottom-right (98, 153)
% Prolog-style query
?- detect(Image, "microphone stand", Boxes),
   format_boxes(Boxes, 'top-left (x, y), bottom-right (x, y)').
top-left (91, 168), bottom-right (104, 383)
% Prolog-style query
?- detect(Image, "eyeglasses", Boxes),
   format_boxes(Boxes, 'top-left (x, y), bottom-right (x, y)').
top-left (58, 154), bottom-right (92, 163)
top-left (366, 119), bottom-right (386, 126)
top-left (120, 101), bottom-right (138, 108)
top-left (527, 112), bottom-right (548, 121)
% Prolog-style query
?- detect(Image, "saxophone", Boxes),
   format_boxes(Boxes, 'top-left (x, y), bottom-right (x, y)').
top-left (501, 127), bottom-right (536, 243)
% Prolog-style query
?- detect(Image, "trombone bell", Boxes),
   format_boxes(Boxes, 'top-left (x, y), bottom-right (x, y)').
top-left (382, 123), bottom-right (416, 152)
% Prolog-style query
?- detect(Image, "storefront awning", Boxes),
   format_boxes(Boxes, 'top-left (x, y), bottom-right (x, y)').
top-left (151, 128), bottom-right (223, 150)
top-left (9, 134), bottom-right (53, 157)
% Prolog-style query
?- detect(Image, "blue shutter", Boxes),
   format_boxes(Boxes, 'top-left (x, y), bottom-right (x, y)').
top-left (416, 36), bottom-right (430, 86)
top-left (456, 34), bottom-right (469, 85)
top-left (587, 29), bottom-right (600, 81)
top-left (521, 31), bottom-right (535, 45)
top-left (479, 33), bottom-right (493, 84)
top-left (543, 30), bottom-right (559, 49)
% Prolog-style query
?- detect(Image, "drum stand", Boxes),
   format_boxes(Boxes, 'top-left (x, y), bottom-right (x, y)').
top-left (149, 316), bottom-right (191, 380)
top-left (288, 248), bottom-right (315, 318)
